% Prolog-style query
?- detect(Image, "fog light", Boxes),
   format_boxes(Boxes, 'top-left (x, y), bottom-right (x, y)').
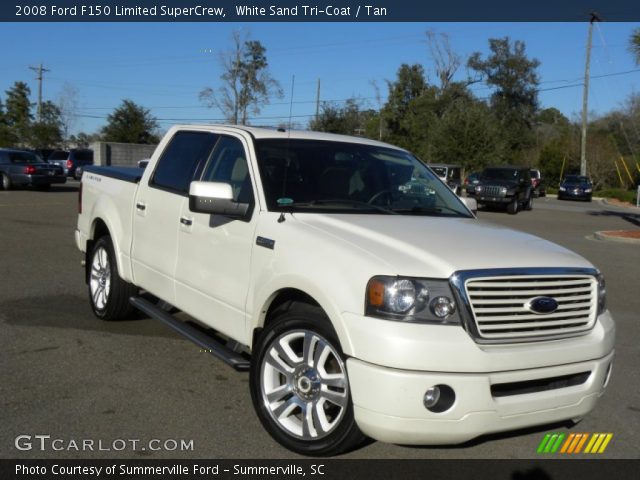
top-left (423, 387), bottom-right (441, 408)
top-left (430, 296), bottom-right (456, 318)
top-left (423, 384), bottom-right (456, 413)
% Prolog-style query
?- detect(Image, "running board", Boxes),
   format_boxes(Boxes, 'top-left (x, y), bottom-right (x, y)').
top-left (129, 296), bottom-right (250, 372)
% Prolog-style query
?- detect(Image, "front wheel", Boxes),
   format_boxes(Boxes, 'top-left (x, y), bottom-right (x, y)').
top-left (250, 306), bottom-right (365, 456)
top-left (507, 197), bottom-right (519, 214)
top-left (88, 236), bottom-right (137, 320)
top-left (524, 194), bottom-right (533, 211)
top-left (1, 173), bottom-right (11, 191)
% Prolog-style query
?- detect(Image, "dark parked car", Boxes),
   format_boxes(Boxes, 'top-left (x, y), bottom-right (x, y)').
top-left (0, 148), bottom-right (66, 190)
top-left (429, 163), bottom-right (463, 195)
top-left (464, 171), bottom-right (481, 196)
top-left (471, 166), bottom-right (533, 214)
top-left (558, 175), bottom-right (593, 202)
top-left (530, 168), bottom-right (546, 197)
top-left (47, 149), bottom-right (93, 177)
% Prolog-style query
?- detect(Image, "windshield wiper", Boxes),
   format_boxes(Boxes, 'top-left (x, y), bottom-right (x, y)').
top-left (391, 205), bottom-right (466, 216)
top-left (282, 199), bottom-right (399, 215)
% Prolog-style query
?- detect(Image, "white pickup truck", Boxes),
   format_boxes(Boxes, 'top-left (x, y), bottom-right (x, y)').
top-left (76, 125), bottom-right (614, 456)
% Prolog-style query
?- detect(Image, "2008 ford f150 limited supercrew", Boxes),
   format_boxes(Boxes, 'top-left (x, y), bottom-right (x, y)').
top-left (76, 125), bottom-right (614, 456)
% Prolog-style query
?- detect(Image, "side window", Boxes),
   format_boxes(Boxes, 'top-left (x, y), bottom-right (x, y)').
top-left (0, 152), bottom-right (7, 164)
top-left (200, 136), bottom-right (254, 204)
top-left (151, 131), bottom-right (218, 194)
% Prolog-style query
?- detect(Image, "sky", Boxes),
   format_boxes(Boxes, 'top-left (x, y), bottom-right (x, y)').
top-left (1, 21), bottom-right (639, 136)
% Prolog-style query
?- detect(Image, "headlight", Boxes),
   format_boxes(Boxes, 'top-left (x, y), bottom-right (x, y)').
top-left (597, 273), bottom-right (606, 315)
top-left (366, 276), bottom-right (460, 324)
top-left (559, 186), bottom-right (566, 191)
top-left (585, 188), bottom-right (592, 193)
top-left (500, 187), bottom-right (507, 195)
top-left (475, 185), bottom-right (483, 193)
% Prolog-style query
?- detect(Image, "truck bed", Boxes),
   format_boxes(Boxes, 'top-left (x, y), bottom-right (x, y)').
top-left (83, 165), bottom-right (144, 183)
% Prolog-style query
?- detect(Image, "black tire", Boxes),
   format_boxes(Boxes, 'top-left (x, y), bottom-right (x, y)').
top-left (524, 194), bottom-right (533, 211)
top-left (507, 197), bottom-right (519, 214)
top-left (1, 173), bottom-right (11, 191)
top-left (250, 304), bottom-right (365, 456)
top-left (88, 236), bottom-right (137, 320)
top-left (586, 195), bottom-right (592, 202)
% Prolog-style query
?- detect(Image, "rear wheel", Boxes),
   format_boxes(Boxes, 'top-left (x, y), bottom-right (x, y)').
top-left (88, 236), bottom-right (137, 320)
top-left (250, 305), bottom-right (365, 456)
top-left (1, 173), bottom-right (11, 191)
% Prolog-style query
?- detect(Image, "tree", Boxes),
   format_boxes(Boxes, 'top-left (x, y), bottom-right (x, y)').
top-left (57, 83), bottom-right (80, 145)
top-left (468, 37), bottom-right (541, 157)
top-left (200, 31), bottom-right (283, 125)
top-left (30, 101), bottom-right (63, 148)
top-left (630, 28), bottom-right (640, 65)
top-left (101, 100), bottom-right (159, 144)
top-left (69, 132), bottom-right (99, 148)
top-left (4, 81), bottom-right (33, 147)
top-left (429, 95), bottom-right (504, 171)
top-left (381, 64), bottom-right (428, 148)
top-left (0, 99), bottom-right (13, 147)
top-left (426, 31), bottom-right (461, 91)
top-left (310, 98), bottom-right (374, 135)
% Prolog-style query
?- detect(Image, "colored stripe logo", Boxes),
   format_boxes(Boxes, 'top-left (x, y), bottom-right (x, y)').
top-left (537, 433), bottom-right (613, 454)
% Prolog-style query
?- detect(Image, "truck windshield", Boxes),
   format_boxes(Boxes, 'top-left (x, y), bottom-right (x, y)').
top-left (254, 139), bottom-right (472, 217)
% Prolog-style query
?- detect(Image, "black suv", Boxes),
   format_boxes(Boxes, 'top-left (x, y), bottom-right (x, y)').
top-left (471, 166), bottom-right (533, 214)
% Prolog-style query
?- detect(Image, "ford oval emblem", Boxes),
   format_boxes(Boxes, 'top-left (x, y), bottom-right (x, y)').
top-left (526, 296), bottom-right (559, 314)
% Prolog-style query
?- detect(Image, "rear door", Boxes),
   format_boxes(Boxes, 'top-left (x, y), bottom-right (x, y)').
top-left (131, 130), bottom-right (219, 304)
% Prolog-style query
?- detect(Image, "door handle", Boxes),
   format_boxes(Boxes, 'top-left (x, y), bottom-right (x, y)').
top-left (136, 202), bottom-right (146, 211)
top-left (180, 217), bottom-right (193, 226)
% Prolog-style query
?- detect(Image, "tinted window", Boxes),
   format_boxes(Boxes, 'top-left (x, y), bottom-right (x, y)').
top-left (48, 151), bottom-right (69, 160)
top-left (72, 150), bottom-right (93, 162)
top-left (151, 131), bottom-right (218, 194)
top-left (201, 136), bottom-right (253, 204)
top-left (9, 151), bottom-right (39, 164)
top-left (483, 168), bottom-right (515, 180)
top-left (255, 139), bottom-right (471, 217)
top-left (0, 152), bottom-right (8, 164)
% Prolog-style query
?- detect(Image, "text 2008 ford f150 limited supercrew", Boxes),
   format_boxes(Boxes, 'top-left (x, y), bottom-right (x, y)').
top-left (76, 125), bottom-right (614, 456)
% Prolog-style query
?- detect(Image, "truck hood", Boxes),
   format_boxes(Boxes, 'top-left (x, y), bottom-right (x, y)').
top-left (294, 214), bottom-right (591, 278)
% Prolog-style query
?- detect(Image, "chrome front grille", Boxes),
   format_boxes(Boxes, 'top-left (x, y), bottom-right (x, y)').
top-left (464, 274), bottom-right (597, 341)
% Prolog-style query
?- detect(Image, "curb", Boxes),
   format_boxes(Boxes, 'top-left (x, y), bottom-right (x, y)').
top-left (602, 198), bottom-right (640, 210)
top-left (593, 230), bottom-right (640, 245)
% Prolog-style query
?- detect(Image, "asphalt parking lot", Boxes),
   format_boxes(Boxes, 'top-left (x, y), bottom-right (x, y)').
top-left (1, 183), bottom-right (638, 459)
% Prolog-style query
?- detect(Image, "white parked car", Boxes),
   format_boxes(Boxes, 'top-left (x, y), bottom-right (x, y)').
top-left (76, 125), bottom-right (614, 456)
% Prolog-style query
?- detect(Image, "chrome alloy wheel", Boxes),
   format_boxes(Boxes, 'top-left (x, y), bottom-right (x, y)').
top-left (89, 246), bottom-right (111, 311)
top-left (260, 330), bottom-right (349, 440)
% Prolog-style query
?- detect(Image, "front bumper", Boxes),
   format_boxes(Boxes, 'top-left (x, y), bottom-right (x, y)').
top-left (348, 351), bottom-right (613, 445)
top-left (477, 195), bottom-right (511, 204)
top-left (341, 310), bottom-right (614, 444)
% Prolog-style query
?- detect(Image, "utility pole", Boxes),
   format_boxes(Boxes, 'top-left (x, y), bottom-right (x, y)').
top-left (580, 13), bottom-right (599, 177)
top-left (29, 63), bottom-right (50, 122)
top-left (315, 78), bottom-right (321, 122)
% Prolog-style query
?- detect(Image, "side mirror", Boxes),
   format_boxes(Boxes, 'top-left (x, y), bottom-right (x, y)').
top-left (461, 196), bottom-right (478, 215)
top-left (188, 181), bottom-right (250, 219)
